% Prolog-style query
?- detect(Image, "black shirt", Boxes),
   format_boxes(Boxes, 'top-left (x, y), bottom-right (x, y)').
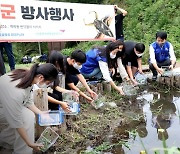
top-left (123, 41), bottom-right (140, 67)
top-left (115, 14), bottom-right (125, 39)
top-left (64, 56), bottom-right (80, 84)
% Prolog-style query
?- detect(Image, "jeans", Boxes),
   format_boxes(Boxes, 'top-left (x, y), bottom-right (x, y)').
top-left (149, 59), bottom-right (171, 76)
top-left (81, 68), bottom-right (103, 80)
top-left (0, 43), bottom-right (15, 71)
top-left (0, 52), bottom-right (6, 76)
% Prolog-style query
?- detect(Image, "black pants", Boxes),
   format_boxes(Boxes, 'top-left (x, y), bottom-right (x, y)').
top-left (149, 59), bottom-right (171, 76)
top-left (48, 89), bottom-right (62, 110)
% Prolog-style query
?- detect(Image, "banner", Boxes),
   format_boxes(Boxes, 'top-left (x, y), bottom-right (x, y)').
top-left (0, 0), bottom-right (116, 42)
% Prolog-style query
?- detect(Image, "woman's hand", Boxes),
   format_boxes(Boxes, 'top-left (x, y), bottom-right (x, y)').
top-left (61, 102), bottom-right (71, 112)
top-left (118, 86), bottom-right (124, 95)
top-left (28, 142), bottom-right (44, 151)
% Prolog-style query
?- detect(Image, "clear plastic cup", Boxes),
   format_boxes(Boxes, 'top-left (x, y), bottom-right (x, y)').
top-left (36, 127), bottom-right (59, 152)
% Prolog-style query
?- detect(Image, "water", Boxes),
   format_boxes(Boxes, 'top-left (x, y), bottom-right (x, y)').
top-left (122, 90), bottom-right (180, 154)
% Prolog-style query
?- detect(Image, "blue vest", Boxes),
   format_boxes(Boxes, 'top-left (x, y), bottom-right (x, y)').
top-left (151, 41), bottom-right (170, 63)
top-left (80, 49), bottom-right (107, 74)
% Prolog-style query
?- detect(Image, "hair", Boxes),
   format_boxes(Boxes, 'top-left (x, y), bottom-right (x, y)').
top-left (135, 43), bottom-right (145, 53)
top-left (9, 63), bottom-right (58, 89)
top-left (70, 49), bottom-right (86, 63)
top-left (106, 40), bottom-right (124, 69)
top-left (47, 50), bottom-right (65, 74)
top-left (114, 8), bottom-right (118, 14)
top-left (156, 31), bottom-right (167, 40)
top-left (95, 40), bottom-right (124, 71)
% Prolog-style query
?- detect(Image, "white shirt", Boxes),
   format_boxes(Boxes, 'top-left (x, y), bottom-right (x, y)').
top-left (98, 61), bottom-right (112, 82)
top-left (149, 42), bottom-right (176, 63)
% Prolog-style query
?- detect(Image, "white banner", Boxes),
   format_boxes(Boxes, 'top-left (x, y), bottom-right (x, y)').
top-left (0, 0), bottom-right (116, 42)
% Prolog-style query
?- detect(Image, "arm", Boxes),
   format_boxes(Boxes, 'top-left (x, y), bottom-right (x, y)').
top-left (28, 104), bottom-right (42, 114)
top-left (55, 86), bottom-right (69, 93)
top-left (137, 58), bottom-right (143, 74)
top-left (126, 65), bottom-right (138, 85)
top-left (169, 43), bottom-right (176, 69)
top-left (117, 58), bottom-right (129, 81)
top-left (48, 95), bottom-right (70, 112)
top-left (77, 74), bottom-right (97, 99)
top-left (99, 61), bottom-right (124, 95)
top-left (17, 128), bottom-right (43, 151)
top-left (114, 5), bottom-right (128, 16)
top-left (67, 82), bottom-right (93, 102)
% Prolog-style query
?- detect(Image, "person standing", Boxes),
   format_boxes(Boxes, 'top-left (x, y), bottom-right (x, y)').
top-left (149, 31), bottom-right (176, 80)
top-left (0, 52), bottom-right (6, 76)
top-left (0, 42), bottom-right (16, 72)
top-left (114, 5), bottom-right (128, 41)
top-left (122, 41), bottom-right (145, 85)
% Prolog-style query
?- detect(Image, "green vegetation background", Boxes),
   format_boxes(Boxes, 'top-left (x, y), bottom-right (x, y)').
top-left (5, 0), bottom-right (180, 65)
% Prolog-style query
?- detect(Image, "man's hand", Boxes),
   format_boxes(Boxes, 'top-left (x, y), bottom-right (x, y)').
top-left (88, 89), bottom-right (98, 99)
top-left (169, 64), bottom-right (174, 70)
top-left (157, 67), bottom-right (164, 75)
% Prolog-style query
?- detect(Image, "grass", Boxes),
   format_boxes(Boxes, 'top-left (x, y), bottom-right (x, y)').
top-left (4, 63), bottom-right (34, 73)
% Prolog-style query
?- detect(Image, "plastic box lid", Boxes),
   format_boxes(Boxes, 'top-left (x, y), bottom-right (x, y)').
top-left (36, 127), bottom-right (59, 152)
top-left (38, 111), bottom-right (64, 126)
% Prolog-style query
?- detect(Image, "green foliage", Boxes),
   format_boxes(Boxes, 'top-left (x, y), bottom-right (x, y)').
top-left (103, 0), bottom-right (180, 63)
top-left (61, 41), bottom-right (106, 56)
top-left (11, 0), bottom-right (180, 64)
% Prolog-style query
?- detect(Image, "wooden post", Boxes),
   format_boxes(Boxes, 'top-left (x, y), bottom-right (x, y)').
top-left (33, 88), bottom-right (48, 139)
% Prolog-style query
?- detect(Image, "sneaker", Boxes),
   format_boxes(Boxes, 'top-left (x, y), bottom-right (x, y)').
top-left (152, 75), bottom-right (157, 81)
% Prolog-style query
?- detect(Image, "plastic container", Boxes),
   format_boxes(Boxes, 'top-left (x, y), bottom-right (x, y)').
top-left (91, 95), bottom-right (105, 109)
top-left (36, 127), bottom-right (59, 152)
top-left (59, 102), bottom-right (80, 115)
top-left (38, 111), bottom-right (64, 126)
top-left (161, 66), bottom-right (173, 77)
top-left (122, 82), bottom-right (137, 96)
top-left (134, 72), bottom-right (147, 85)
top-left (62, 91), bottom-right (79, 102)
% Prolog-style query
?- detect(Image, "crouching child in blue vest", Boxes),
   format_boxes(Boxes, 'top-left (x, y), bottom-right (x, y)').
top-left (149, 31), bottom-right (176, 80)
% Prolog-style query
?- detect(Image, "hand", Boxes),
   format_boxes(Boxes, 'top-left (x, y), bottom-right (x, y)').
top-left (86, 95), bottom-right (93, 102)
top-left (70, 90), bottom-right (79, 102)
top-left (118, 86), bottom-right (124, 95)
top-left (131, 79), bottom-right (138, 86)
top-left (114, 5), bottom-right (118, 9)
top-left (88, 89), bottom-right (98, 100)
top-left (138, 69), bottom-right (144, 74)
top-left (157, 68), bottom-right (164, 75)
top-left (61, 102), bottom-right (71, 112)
top-left (28, 142), bottom-right (44, 151)
top-left (169, 65), bottom-right (174, 70)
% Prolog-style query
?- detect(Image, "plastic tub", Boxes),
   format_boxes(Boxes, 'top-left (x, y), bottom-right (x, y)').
top-left (59, 102), bottom-right (80, 115)
top-left (36, 127), bottom-right (59, 152)
top-left (134, 72), bottom-right (147, 85)
top-left (38, 111), bottom-right (64, 126)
